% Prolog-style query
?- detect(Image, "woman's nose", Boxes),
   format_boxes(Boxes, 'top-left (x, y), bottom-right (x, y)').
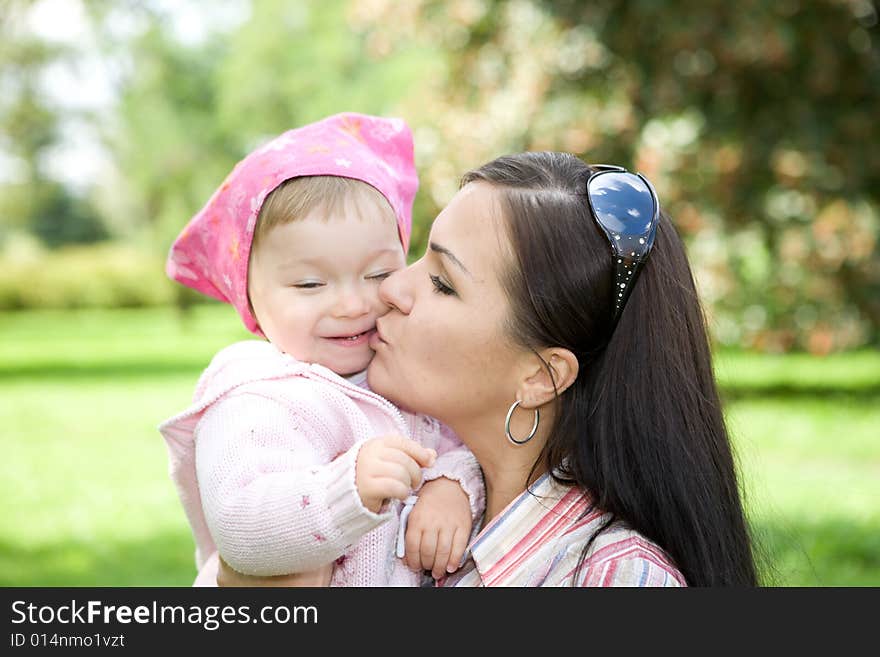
top-left (379, 266), bottom-right (414, 315)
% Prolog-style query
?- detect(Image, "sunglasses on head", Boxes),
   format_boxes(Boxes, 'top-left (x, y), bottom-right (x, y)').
top-left (586, 164), bottom-right (660, 325)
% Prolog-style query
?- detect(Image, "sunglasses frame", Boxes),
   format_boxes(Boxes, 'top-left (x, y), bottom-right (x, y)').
top-left (585, 164), bottom-right (660, 325)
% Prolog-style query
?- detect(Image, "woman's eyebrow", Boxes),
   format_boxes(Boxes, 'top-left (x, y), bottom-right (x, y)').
top-left (429, 241), bottom-right (472, 278)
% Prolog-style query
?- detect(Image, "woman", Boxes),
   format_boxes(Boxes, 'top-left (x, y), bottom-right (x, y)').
top-left (221, 151), bottom-right (759, 586)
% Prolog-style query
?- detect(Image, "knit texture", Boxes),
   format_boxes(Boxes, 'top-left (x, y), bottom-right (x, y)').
top-left (158, 340), bottom-right (484, 587)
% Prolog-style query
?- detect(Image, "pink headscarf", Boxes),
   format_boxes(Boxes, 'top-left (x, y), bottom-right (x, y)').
top-left (165, 112), bottom-right (418, 336)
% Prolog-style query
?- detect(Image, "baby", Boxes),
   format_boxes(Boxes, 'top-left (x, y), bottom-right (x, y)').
top-left (159, 113), bottom-right (483, 586)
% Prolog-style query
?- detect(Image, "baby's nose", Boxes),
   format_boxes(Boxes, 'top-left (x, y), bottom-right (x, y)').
top-left (333, 288), bottom-right (370, 317)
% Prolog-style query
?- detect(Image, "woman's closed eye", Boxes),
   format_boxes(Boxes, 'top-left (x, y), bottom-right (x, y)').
top-left (429, 274), bottom-right (456, 296)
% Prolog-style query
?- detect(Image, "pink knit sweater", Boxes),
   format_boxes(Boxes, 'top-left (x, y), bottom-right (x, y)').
top-left (158, 340), bottom-right (484, 587)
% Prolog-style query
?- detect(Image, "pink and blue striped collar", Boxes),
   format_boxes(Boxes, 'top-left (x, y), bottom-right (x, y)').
top-left (465, 472), bottom-right (595, 586)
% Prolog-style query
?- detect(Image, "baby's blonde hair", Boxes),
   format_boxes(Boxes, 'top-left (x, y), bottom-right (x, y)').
top-left (252, 176), bottom-right (397, 250)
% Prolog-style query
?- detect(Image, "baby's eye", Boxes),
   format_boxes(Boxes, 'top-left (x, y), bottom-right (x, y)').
top-left (292, 282), bottom-right (324, 289)
top-left (367, 271), bottom-right (394, 281)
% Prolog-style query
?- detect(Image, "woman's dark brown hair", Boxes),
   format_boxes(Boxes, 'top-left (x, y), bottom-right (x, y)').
top-left (462, 151), bottom-right (759, 586)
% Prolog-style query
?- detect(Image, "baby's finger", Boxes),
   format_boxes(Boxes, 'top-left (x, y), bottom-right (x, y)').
top-left (431, 527), bottom-right (453, 580)
top-left (447, 526), bottom-right (470, 574)
top-left (375, 460), bottom-right (417, 491)
top-left (371, 476), bottom-right (411, 504)
top-left (419, 527), bottom-right (439, 573)
top-left (387, 435), bottom-right (436, 469)
top-left (381, 447), bottom-right (424, 490)
top-left (404, 527), bottom-right (423, 572)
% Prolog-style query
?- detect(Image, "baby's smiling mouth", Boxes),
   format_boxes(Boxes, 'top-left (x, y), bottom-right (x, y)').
top-left (325, 328), bottom-right (377, 346)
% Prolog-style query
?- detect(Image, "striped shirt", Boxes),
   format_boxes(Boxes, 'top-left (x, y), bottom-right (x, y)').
top-left (440, 472), bottom-right (686, 587)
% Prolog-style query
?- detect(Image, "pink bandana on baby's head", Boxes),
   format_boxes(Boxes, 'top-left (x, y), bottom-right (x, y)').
top-left (165, 112), bottom-right (418, 336)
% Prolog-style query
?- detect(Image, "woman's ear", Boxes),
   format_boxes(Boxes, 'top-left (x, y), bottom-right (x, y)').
top-left (515, 347), bottom-right (579, 409)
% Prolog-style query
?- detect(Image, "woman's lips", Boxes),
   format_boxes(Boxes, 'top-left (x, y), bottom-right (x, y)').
top-left (325, 329), bottom-right (376, 348)
top-left (368, 330), bottom-right (385, 349)
top-left (370, 322), bottom-right (388, 349)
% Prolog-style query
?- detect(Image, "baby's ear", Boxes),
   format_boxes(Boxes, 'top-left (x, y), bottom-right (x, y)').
top-left (515, 348), bottom-right (579, 409)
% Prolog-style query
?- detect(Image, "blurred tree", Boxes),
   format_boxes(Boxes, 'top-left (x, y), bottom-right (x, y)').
top-left (87, 0), bottom-right (439, 247)
top-left (357, 0), bottom-right (880, 352)
top-left (8, 0), bottom-right (875, 350)
top-left (29, 180), bottom-right (108, 247)
top-left (0, 5), bottom-right (106, 248)
top-left (214, 0), bottom-right (440, 138)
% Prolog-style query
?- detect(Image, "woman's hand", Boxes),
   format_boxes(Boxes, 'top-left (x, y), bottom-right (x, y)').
top-left (216, 556), bottom-right (334, 587)
top-left (356, 435), bottom-right (437, 513)
top-left (403, 477), bottom-right (472, 580)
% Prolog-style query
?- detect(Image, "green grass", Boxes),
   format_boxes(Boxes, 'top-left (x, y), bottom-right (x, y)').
top-left (712, 349), bottom-right (880, 585)
top-left (0, 305), bottom-right (251, 587)
top-left (1, 305), bottom-right (877, 586)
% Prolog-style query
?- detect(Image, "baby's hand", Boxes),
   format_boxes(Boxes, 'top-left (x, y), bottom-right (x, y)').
top-left (403, 477), bottom-right (472, 580)
top-left (355, 435), bottom-right (437, 513)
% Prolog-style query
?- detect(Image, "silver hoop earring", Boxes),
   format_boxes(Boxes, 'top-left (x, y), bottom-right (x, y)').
top-left (505, 400), bottom-right (539, 446)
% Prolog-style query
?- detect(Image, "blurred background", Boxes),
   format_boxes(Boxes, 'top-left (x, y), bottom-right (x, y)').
top-left (1, 0), bottom-right (877, 586)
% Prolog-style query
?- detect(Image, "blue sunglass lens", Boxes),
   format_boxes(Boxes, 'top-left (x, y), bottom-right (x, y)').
top-left (588, 172), bottom-right (656, 238)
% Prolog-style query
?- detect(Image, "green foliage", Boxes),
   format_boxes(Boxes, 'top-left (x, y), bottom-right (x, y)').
top-left (28, 181), bottom-right (109, 247)
top-left (215, 0), bottom-right (440, 131)
top-left (0, 242), bottom-right (202, 310)
top-left (98, 0), bottom-right (442, 255)
top-left (363, 0), bottom-right (880, 351)
top-left (0, 306), bottom-right (876, 585)
top-left (105, 26), bottom-right (239, 250)
top-left (0, 6), bottom-right (109, 249)
top-left (1, 0), bottom-right (877, 351)
top-left (0, 27), bottom-right (64, 170)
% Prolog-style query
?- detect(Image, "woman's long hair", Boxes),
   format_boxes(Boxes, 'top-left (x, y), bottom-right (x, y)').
top-left (462, 152), bottom-right (758, 586)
